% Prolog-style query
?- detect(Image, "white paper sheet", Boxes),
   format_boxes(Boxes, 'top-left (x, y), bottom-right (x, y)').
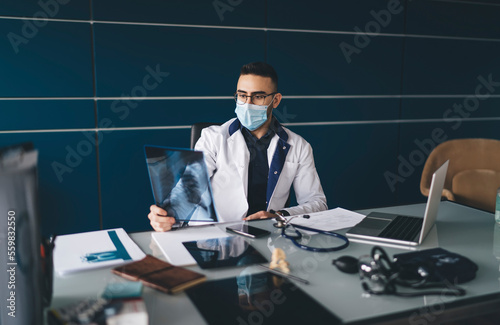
top-left (53, 228), bottom-right (146, 275)
top-left (151, 225), bottom-right (230, 266)
top-left (287, 207), bottom-right (366, 231)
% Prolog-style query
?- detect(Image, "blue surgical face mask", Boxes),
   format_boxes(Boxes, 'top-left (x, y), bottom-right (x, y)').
top-left (235, 102), bottom-right (270, 131)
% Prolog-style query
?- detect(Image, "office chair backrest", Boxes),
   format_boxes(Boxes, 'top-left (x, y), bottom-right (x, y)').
top-left (420, 138), bottom-right (500, 212)
top-left (190, 122), bottom-right (222, 149)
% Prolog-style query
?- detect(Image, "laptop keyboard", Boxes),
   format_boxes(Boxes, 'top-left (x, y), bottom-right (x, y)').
top-left (378, 215), bottom-right (423, 241)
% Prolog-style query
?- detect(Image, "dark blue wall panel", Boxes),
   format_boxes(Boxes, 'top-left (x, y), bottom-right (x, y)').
top-left (97, 99), bottom-right (234, 128)
top-left (407, 0), bottom-right (500, 39)
top-left (0, 20), bottom-right (93, 97)
top-left (403, 38), bottom-right (500, 95)
top-left (0, 132), bottom-right (100, 236)
top-left (0, 0), bottom-right (90, 20)
top-left (269, 0), bottom-right (406, 33)
top-left (93, 24), bottom-right (265, 97)
top-left (280, 98), bottom-right (400, 122)
top-left (93, 0), bottom-right (265, 27)
top-left (287, 124), bottom-right (399, 210)
top-left (98, 129), bottom-right (190, 232)
top-left (0, 100), bottom-right (95, 131)
top-left (401, 98), bottom-right (500, 120)
top-left (268, 31), bottom-right (404, 95)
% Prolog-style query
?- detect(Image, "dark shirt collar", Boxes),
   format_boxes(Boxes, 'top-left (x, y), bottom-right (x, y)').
top-left (229, 117), bottom-right (287, 142)
top-left (240, 117), bottom-right (278, 144)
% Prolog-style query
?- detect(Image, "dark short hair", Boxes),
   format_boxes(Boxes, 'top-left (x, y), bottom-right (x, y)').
top-left (240, 62), bottom-right (278, 90)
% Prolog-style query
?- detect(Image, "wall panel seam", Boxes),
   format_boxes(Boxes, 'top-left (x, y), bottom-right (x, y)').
top-left (431, 0), bottom-right (500, 7)
top-left (3, 95), bottom-right (500, 100)
top-left (2, 117), bottom-right (500, 134)
top-left (0, 15), bottom-right (499, 42)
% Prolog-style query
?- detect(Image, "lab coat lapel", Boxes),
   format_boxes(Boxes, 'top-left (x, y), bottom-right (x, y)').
top-left (227, 131), bottom-right (250, 197)
top-left (266, 124), bottom-right (290, 208)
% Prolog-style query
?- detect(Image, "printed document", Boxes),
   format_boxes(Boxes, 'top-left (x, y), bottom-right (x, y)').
top-left (287, 207), bottom-right (366, 231)
top-left (53, 228), bottom-right (145, 275)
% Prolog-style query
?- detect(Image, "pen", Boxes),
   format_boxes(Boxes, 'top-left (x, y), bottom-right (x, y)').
top-left (258, 264), bottom-right (310, 285)
top-left (171, 223), bottom-right (216, 231)
top-left (190, 223), bottom-right (216, 228)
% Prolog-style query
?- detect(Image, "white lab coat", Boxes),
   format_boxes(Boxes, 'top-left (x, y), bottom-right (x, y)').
top-left (195, 118), bottom-right (327, 222)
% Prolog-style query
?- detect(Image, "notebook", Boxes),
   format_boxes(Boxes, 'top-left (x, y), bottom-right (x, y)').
top-left (112, 255), bottom-right (206, 294)
top-left (144, 145), bottom-right (219, 224)
top-left (346, 160), bottom-right (449, 246)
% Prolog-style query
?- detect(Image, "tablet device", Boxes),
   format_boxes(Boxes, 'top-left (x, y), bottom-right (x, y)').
top-left (182, 236), bottom-right (267, 269)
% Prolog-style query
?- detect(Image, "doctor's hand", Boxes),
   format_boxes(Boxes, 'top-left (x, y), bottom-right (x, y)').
top-left (148, 205), bottom-right (176, 232)
top-left (244, 211), bottom-right (277, 221)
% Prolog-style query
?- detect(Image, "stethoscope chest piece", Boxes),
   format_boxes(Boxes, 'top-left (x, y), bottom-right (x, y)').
top-left (273, 219), bottom-right (287, 228)
top-left (273, 215), bottom-right (288, 228)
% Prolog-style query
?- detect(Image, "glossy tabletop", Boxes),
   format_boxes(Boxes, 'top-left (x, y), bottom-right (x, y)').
top-left (50, 201), bottom-right (500, 324)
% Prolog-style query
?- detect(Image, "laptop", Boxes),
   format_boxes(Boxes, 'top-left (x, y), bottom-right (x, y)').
top-left (144, 145), bottom-right (219, 225)
top-left (346, 160), bottom-right (449, 246)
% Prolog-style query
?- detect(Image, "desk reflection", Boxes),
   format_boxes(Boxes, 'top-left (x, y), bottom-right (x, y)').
top-left (237, 261), bottom-right (285, 312)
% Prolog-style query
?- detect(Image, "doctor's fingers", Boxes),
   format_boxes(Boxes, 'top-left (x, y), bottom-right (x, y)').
top-left (148, 211), bottom-right (175, 228)
top-left (149, 215), bottom-right (176, 232)
top-left (148, 212), bottom-right (175, 224)
top-left (150, 220), bottom-right (171, 232)
top-left (244, 211), bottom-right (275, 221)
top-left (150, 204), bottom-right (168, 216)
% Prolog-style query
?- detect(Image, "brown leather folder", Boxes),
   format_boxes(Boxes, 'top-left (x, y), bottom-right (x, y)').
top-left (112, 255), bottom-right (206, 294)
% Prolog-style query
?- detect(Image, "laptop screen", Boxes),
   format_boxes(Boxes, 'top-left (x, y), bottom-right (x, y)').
top-left (144, 145), bottom-right (218, 223)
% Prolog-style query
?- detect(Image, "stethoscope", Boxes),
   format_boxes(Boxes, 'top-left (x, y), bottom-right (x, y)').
top-left (273, 214), bottom-right (349, 252)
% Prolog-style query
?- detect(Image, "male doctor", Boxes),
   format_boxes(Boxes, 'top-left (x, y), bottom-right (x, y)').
top-left (148, 62), bottom-right (327, 232)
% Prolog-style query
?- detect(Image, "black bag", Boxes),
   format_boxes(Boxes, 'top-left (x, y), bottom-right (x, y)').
top-left (394, 248), bottom-right (478, 285)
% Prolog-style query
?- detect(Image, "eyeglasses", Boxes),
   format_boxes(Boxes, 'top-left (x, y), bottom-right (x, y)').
top-left (234, 92), bottom-right (277, 105)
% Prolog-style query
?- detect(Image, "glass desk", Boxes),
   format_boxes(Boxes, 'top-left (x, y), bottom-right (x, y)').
top-left (50, 201), bottom-right (500, 324)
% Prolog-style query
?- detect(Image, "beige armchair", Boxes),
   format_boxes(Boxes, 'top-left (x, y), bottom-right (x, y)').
top-left (420, 138), bottom-right (500, 212)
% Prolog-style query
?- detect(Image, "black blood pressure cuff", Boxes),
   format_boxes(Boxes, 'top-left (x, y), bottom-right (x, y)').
top-left (393, 248), bottom-right (478, 284)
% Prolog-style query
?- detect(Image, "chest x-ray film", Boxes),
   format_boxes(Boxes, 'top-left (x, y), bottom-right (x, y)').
top-left (144, 145), bottom-right (218, 223)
